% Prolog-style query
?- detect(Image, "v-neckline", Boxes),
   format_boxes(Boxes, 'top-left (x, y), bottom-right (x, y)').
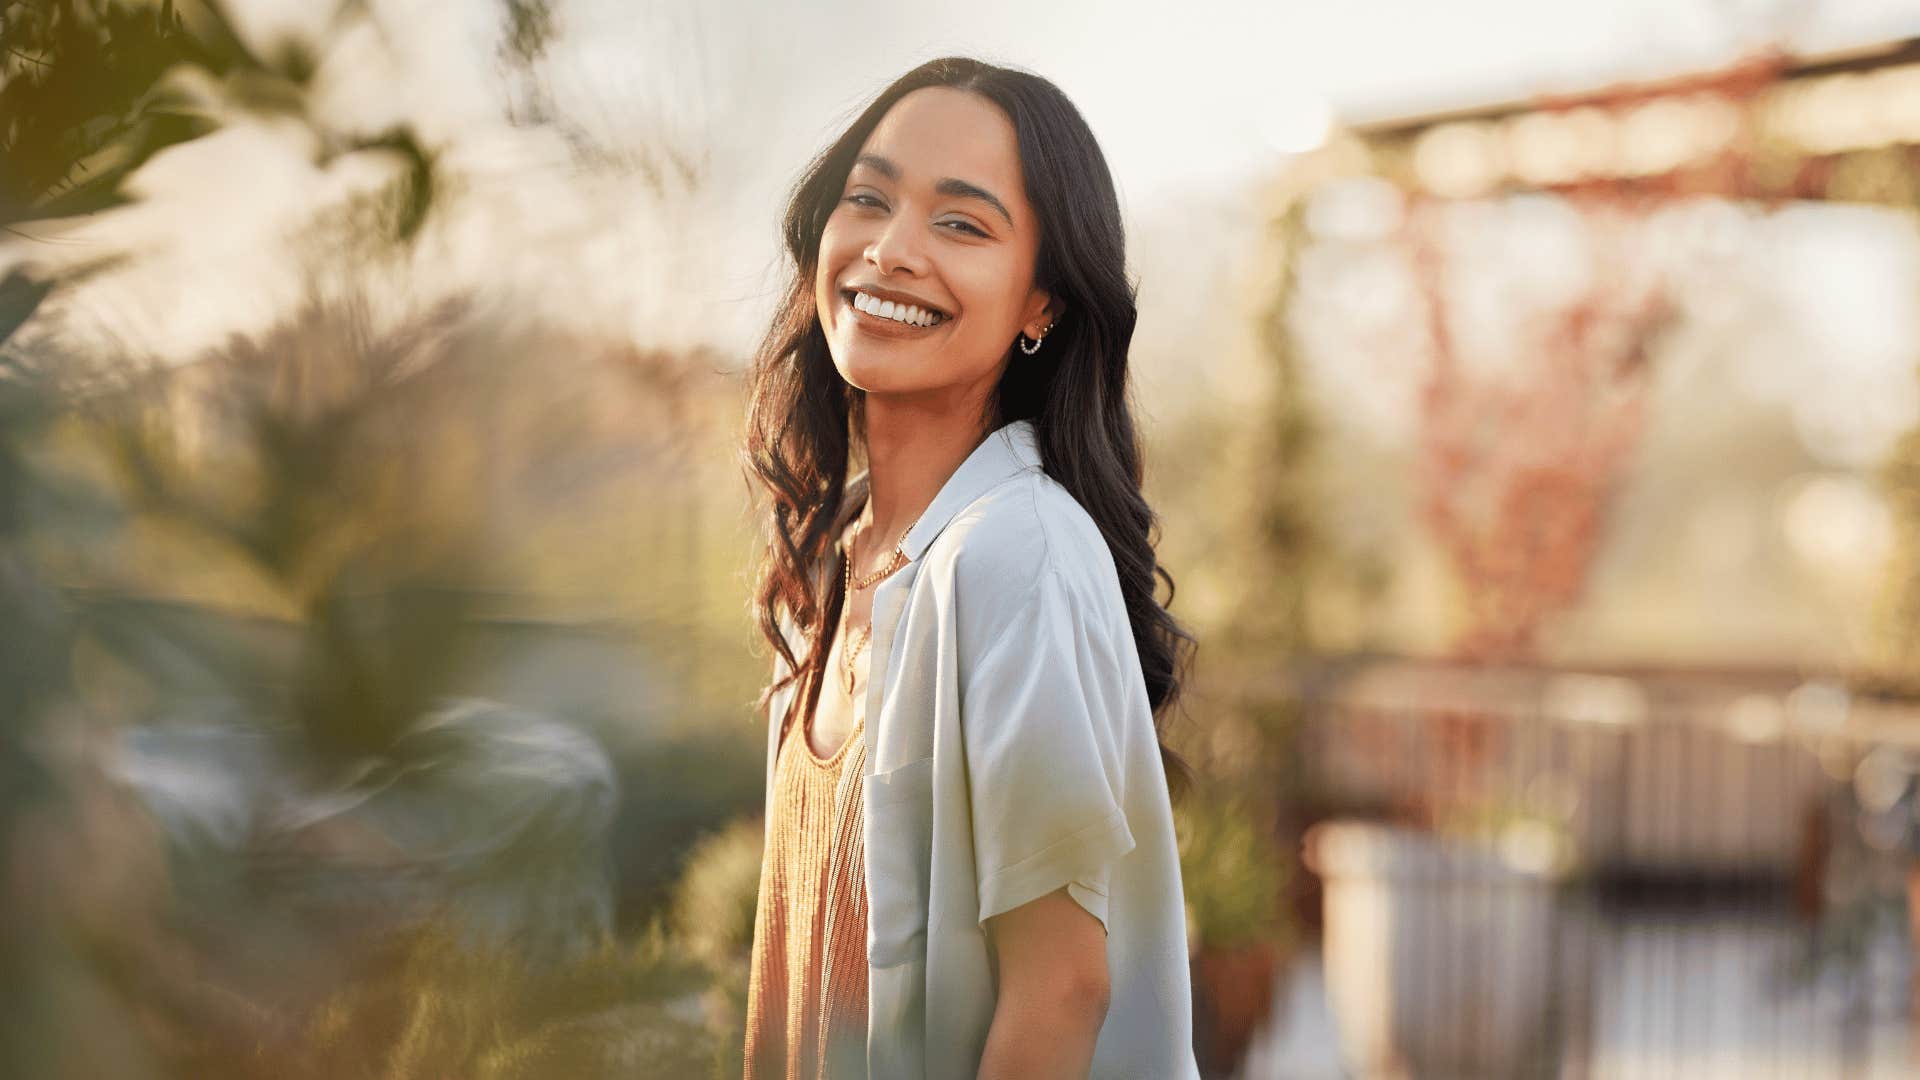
top-left (795, 620), bottom-right (864, 768)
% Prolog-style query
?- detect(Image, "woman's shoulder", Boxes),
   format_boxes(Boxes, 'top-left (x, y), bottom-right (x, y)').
top-left (928, 468), bottom-right (1119, 621)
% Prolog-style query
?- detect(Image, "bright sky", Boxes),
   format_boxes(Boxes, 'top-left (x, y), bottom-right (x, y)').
top-left (608, 0), bottom-right (1920, 201)
top-left (556, 0), bottom-right (1920, 346)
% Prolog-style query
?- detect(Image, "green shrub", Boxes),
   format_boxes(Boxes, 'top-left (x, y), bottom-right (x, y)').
top-left (1176, 792), bottom-right (1291, 953)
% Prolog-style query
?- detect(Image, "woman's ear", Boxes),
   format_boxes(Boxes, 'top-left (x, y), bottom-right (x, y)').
top-left (1024, 292), bottom-right (1065, 340)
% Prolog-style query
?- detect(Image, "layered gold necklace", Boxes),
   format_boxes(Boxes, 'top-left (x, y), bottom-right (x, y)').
top-left (838, 509), bottom-right (920, 696)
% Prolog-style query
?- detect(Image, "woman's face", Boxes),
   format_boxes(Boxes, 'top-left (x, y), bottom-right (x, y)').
top-left (813, 87), bottom-right (1058, 415)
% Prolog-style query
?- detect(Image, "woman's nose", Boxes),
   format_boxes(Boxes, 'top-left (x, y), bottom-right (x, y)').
top-left (864, 213), bottom-right (929, 277)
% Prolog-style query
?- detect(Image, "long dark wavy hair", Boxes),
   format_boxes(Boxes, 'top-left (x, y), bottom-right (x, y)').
top-left (741, 56), bottom-right (1196, 799)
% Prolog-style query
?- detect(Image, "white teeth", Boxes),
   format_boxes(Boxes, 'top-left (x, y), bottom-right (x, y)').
top-left (853, 290), bottom-right (942, 327)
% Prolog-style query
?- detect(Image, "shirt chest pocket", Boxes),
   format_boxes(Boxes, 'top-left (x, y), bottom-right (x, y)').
top-left (862, 756), bottom-right (935, 969)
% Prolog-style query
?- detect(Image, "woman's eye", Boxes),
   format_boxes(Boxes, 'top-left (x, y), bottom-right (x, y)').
top-left (940, 220), bottom-right (987, 237)
top-left (844, 194), bottom-right (884, 209)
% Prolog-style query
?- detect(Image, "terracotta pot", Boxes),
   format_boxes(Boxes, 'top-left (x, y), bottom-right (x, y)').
top-left (1191, 939), bottom-right (1284, 1077)
top-left (1909, 865), bottom-right (1920, 1040)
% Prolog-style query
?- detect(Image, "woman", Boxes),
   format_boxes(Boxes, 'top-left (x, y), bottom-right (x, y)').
top-left (741, 57), bottom-right (1200, 1079)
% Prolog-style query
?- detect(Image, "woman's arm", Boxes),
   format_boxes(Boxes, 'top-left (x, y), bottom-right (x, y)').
top-left (976, 886), bottom-right (1110, 1080)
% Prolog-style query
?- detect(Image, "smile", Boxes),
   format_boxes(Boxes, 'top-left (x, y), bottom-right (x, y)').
top-left (842, 288), bottom-right (949, 329)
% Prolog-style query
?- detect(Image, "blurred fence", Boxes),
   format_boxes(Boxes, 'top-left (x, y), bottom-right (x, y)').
top-left (1278, 660), bottom-right (1920, 1078)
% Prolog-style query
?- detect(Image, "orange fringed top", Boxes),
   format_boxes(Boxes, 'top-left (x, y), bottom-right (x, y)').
top-left (743, 670), bottom-right (870, 1080)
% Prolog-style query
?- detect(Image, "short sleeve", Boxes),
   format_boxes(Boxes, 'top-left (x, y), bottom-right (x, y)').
top-left (962, 566), bottom-right (1136, 934)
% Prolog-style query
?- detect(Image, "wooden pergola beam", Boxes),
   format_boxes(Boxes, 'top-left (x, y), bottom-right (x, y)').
top-left (1353, 37), bottom-right (1920, 140)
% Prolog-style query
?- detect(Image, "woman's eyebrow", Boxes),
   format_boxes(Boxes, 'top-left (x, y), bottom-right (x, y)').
top-left (936, 177), bottom-right (1014, 228)
top-left (854, 153), bottom-right (1014, 228)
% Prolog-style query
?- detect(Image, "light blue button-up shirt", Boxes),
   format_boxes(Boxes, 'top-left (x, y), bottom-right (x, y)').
top-left (763, 419), bottom-right (1200, 1079)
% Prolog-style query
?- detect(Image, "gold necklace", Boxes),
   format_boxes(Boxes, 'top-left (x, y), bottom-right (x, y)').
top-left (838, 510), bottom-right (921, 695)
top-left (850, 547), bottom-right (907, 591)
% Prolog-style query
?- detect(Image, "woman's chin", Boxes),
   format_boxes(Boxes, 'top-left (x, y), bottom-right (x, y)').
top-left (841, 371), bottom-right (909, 397)
top-left (835, 352), bottom-right (917, 391)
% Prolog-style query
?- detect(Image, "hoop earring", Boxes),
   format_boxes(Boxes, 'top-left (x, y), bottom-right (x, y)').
top-left (1017, 321), bottom-right (1054, 356)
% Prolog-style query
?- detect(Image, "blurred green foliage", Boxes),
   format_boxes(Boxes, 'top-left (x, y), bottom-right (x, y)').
top-left (668, 815), bottom-right (764, 1077)
top-left (1, 0), bottom-right (220, 225)
top-left (85, 921), bottom-right (726, 1079)
top-left (88, 293), bottom-right (499, 757)
top-left (0, 350), bottom-right (77, 1080)
top-left (1176, 790), bottom-right (1291, 953)
top-left (669, 817), bottom-right (763, 971)
top-left (0, 299), bottom-right (769, 1075)
top-left (1146, 197), bottom-right (1347, 962)
top-left (0, 300), bottom-right (771, 1076)
top-left (0, 4), bottom-right (775, 1076)
top-left (0, 0), bottom-right (435, 228)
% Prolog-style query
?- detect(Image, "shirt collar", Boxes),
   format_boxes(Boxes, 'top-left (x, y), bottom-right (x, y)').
top-left (843, 418), bottom-right (1042, 564)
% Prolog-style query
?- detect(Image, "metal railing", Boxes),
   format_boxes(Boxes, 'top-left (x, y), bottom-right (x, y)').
top-left (1268, 661), bottom-right (1920, 1079)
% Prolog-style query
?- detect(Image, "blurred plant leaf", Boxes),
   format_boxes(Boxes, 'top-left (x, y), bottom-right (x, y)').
top-left (1176, 790), bottom-right (1290, 952)
top-left (0, 270), bottom-right (55, 346)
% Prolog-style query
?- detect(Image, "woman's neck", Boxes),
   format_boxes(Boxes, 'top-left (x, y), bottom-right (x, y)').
top-left (858, 397), bottom-right (991, 551)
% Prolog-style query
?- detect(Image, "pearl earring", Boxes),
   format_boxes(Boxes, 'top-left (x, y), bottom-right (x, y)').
top-left (1017, 322), bottom-right (1055, 356)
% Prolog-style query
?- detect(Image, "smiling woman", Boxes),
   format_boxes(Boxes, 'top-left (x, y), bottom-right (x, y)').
top-left (740, 57), bottom-right (1199, 1080)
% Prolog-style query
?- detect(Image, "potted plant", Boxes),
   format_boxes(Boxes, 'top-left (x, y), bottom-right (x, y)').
top-left (1177, 790), bottom-right (1293, 1077)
